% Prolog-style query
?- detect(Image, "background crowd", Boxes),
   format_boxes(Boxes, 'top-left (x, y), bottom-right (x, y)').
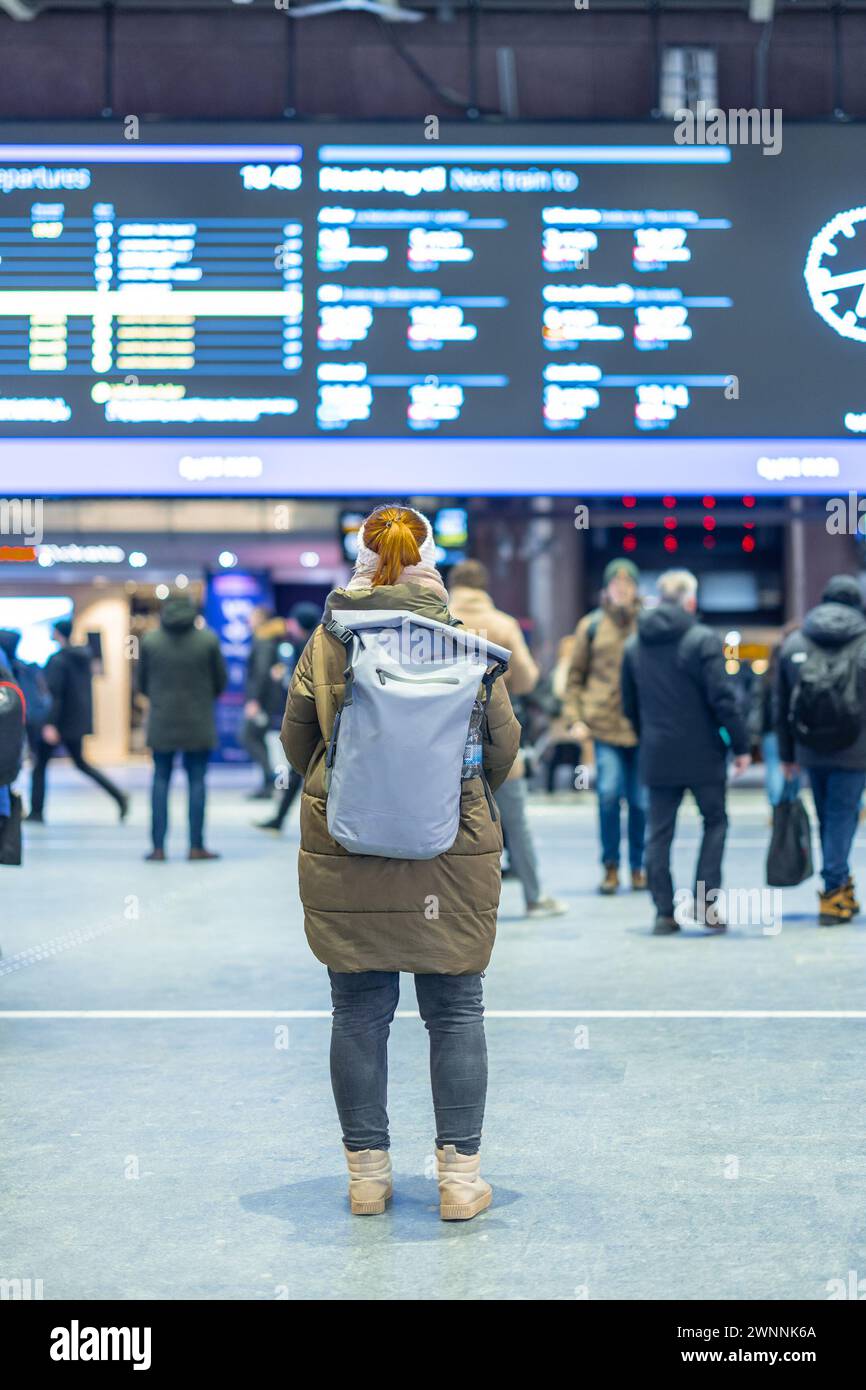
top-left (3, 550), bottom-right (866, 931)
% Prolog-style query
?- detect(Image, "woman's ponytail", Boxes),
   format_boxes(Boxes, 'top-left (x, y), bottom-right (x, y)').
top-left (362, 505), bottom-right (428, 587)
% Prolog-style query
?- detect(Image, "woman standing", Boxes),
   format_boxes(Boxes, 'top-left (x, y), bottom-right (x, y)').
top-left (281, 504), bottom-right (520, 1221)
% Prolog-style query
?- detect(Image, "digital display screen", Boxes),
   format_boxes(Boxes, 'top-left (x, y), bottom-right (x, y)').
top-left (0, 595), bottom-right (74, 664)
top-left (1, 123), bottom-right (865, 495)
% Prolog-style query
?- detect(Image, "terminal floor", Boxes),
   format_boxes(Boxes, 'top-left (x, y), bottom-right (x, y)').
top-left (2, 768), bottom-right (865, 1301)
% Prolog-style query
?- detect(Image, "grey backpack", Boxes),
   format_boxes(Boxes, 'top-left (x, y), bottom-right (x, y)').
top-left (323, 608), bottom-right (511, 860)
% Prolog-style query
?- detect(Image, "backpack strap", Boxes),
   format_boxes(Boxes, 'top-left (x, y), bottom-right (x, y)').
top-left (324, 616), bottom-right (358, 706)
top-left (324, 617), bottom-right (353, 648)
top-left (480, 659), bottom-right (508, 742)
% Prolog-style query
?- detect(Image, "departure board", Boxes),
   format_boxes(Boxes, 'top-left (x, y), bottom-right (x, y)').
top-left (1, 123), bottom-right (866, 495)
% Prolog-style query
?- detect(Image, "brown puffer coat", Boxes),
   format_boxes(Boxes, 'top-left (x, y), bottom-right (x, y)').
top-left (280, 582), bottom-right (521, 975)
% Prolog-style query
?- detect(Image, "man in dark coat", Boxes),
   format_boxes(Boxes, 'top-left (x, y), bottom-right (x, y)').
top-left (138, 594), bottom-right (228, 861)
top-left (621, 569), bottom-right (750, 934)
top-left (775, 574), bottom-right (866, 925)
top-left (29, 619), bottom-right (128, 824)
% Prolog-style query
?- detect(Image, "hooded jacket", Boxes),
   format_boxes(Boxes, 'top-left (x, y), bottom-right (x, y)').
top-left (280, 582), bottom-right (521, 975)
top-left (139, 597), bottom-right (228, 753)
top-left (562, 599), bottom-right (640, 747)
top-left (44, 643), bottom-right (94, 741)
top-left (447, 585), bottom-right (538, 782)
top-left (775, 594), bottom-right (866, 770)
top-left (621, 601), bottom-right (749, 787)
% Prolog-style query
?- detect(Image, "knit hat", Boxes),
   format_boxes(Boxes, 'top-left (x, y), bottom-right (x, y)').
top-left (290, 601), bottom-right (322, 634)
top-left (822, 574), bottom-right (865, 611)
top-left (603, 558), bottom-right (640, 586)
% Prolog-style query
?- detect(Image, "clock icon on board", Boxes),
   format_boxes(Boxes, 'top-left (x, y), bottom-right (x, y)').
top-left (804, 206), bottom-right (866, 344)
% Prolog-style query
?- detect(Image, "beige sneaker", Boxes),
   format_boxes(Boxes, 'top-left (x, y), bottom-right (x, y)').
top-left (344, 1146), bottom-right (393, 1215)
top-left (436, 1144), bottom-right (493, 1221)
top-left (525, 896), bottom-right (569, 920)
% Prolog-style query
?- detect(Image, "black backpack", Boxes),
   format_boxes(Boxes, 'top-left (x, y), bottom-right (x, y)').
top-left (0, 680), bottom-right (26, 785)
top-left (790, 637), bottom-right (866, 754)
top-left (12, 660), bottom-right (52, 728)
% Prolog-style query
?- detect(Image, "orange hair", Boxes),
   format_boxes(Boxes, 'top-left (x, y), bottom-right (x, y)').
top-left (362, 505), bottom-right (427, 587)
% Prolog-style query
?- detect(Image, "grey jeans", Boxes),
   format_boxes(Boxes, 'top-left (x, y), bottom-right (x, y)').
top-left (495, 777), bottom-right (541, 908)
top-left (328, 969), bottom-right (487, 1155)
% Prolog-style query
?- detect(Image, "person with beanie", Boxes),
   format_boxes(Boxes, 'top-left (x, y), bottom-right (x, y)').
top-left (280, 504), bottom-right (520, 1222)
top-left (138, 594), bottom-right (227, 861)
top-left (562, 557), bottom-right (647, 895)
top-left (448, 559), bottom-right (567, 920)
top-left (776, 574), bottom-right (866, 925)
top-left (29, 619), bottom-right (129, 824)
top-left (255, 601), bottom-right (322, 834)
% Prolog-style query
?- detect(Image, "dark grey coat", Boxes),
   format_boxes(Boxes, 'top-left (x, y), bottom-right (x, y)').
top-left (139, 598), bottom-right (227, 753)
top-left (622, 602), bottom-right (749, 787)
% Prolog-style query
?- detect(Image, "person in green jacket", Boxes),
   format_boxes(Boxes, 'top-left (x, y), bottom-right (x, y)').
top-left (281, 505), bottom-right (520, 1222)
top-left (138, 594), bottom-right (227, 862)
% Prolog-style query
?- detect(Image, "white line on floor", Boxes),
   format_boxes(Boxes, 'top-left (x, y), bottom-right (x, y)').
top-left (1, 1009), bottom-right (865, 1020)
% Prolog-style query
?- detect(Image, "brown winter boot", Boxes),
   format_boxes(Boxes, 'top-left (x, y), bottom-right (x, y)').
top-left (344, 1147), bottom-right (393, 1215)
top-left (436, 1145), bottom-right (492, 1221)
top-left (599, 864), bottom-right (619, 895)
top-left (631, 869), bottom-right (647, 891)
top-left (843, 877), bottom-right (861, 916)
top-left (818, 887), bottom-right (854, 927)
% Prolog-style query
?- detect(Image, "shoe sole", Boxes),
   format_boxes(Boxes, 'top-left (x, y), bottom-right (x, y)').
top-left (350, 1187), bottom-right (392, 1216)
top-left (440, 1190), bottom-right (492, 1221)
top-left (652, 925), bottom-right (680, 935)
top-left (818, 915), bottom-right (852, 927)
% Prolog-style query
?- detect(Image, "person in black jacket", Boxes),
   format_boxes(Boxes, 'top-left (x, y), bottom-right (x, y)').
top-left (241, 610), bottom-right (290, 799)
top-left (29, 619), bottom-right (128, 824)
top-left (621, 570), bottom-right (750, 934)
top-left (0, 645), bottom-right (15, 831)
top-left (0, 628), bottom-right (51, 760)
top-left (255, 602), bottom-right (321, 834)
top-left (775, 574), bottom-right (866, 926)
